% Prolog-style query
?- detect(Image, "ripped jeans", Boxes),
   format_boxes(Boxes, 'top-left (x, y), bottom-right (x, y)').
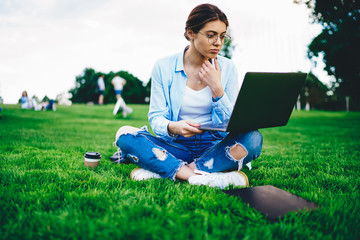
top-left (116, 127), bottom-right (263, 180)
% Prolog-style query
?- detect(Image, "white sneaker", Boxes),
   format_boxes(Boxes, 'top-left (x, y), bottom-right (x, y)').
top-left (188, 170), bottom-right (249, 189)
top-left (122, 106), bottom-right (133, 118)
top-left (130, 168), bottom-right (162, 181)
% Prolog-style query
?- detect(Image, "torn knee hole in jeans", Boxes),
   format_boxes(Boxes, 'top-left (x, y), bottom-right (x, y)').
top-left (226, 143), bottom-right (248, 171)
top-left (127, 154), bottom-right (139, 162)
top-left (229, 143), bottom-right (247, 160)
top-left (226, 143), bottom-right (248, 162)
top-left (152, 148), bottom-right (167, 161)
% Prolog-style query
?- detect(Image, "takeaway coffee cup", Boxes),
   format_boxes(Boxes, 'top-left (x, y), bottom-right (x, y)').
top-left (84, 152), bottom-right (101, 168)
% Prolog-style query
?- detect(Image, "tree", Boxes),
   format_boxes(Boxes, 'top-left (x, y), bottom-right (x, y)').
top-left (295, 0), bottom-right (360, 110)
top-left (219, 30), bottom-right (236, 59)
top-left (107, 71), bottom-right (150, 104)
top-left (69, 68), bottom-right (99, 104)
top-left (41, 96), bottom-right (50, 103)
top-left (69, 68), bottom-right (150, 104)
top-left (299, 72), bottom-right (329, 110)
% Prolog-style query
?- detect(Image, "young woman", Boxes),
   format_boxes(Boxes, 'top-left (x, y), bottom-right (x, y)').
top-left (113, 4), bottom-right (263, 189)
top-left (20, 91), bottom-right (32, 109)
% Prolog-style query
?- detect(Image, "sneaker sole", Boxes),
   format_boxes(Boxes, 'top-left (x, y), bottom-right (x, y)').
top-left (130, 167), bottom-right (142, 180)
top-left (222, 170), bottom-right (250, 187)
top-left (237, 171), bottom-right (249, 187)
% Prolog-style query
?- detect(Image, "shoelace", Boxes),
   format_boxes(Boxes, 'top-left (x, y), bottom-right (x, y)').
top-left (193, 170), bottom-right (230, 189)
top-left (210, 173), bottom-right (232, 189)
top-left (112, 143), bottom-right (122, 162)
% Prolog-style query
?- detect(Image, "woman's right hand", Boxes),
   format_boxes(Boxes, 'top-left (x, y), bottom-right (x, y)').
top-left (168, 120), bottom-right (203, 138)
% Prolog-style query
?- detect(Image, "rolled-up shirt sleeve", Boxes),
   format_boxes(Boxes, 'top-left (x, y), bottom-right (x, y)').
top-left (212, 61), bottom-right (239, 123)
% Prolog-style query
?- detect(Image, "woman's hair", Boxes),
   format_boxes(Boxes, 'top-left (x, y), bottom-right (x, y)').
top-left (184, 3), bottom-right (229, 41)
top-left (22, 91), bottom-right (28, 97)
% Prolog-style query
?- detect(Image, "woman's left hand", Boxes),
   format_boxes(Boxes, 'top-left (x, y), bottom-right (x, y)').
top-left (199, 58), bottom-right (224, 99)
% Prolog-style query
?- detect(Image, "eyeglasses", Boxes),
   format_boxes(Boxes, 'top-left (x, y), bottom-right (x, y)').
top-left (198, 31), bottom-right (231, 44)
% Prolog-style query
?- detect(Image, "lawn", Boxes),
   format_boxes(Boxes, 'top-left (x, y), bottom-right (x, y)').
top-left (0, 104), bottom-right (359, 240)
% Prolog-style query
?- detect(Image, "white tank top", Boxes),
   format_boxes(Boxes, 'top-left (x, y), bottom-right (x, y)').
top-left (178, 86), bottom-right (212, 125)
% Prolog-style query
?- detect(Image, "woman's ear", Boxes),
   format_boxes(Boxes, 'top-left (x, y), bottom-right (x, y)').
top-left (187, 29), bottom-right (194, 40)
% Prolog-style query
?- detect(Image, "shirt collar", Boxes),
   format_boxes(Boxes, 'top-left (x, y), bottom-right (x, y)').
top-left (175, 46), bottom-right (189, 72)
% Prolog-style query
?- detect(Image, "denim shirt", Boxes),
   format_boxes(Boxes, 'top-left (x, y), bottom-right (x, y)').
top-left (148, 47), bottom-right (239, 139)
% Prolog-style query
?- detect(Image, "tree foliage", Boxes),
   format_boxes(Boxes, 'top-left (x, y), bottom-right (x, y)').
top-left (300, 72), bottom-right (330, 109)
top-left (69, 68), bottom-right (98, 104)
top-left (295, 0), bottom-right (360, 109)
top-left (69, 68), bottom-right (150, 104)
top-left (219, 30), bottom-right (236, 59)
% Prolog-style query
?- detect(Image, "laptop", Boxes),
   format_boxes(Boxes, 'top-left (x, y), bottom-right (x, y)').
top-left (198, 72), bottom-right (307, 133)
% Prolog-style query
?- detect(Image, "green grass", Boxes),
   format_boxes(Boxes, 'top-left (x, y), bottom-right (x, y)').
top-left (0, 104), bottom-right (359, 240)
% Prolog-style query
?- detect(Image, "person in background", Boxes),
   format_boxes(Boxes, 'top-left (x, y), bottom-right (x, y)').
top-left (20, 91), bottom-right (32, 109)
top-left (45, 99), bottom-right (56, 111)
top-left (112, 74), bottom-right (132, 117)
top-left (34, 99), bottom-right (56, 111)
top-left (97, 74), bottom-right (105, 105)
top-left (31, 97), bottom-right (38, 109)
top-left (111, 4), bottom-right (263, 189)
top-left (111, 74), bottom-right (126, 100)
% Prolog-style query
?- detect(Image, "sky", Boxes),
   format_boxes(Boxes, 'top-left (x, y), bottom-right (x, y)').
top-left (0, 0), bottom-right (328, 104)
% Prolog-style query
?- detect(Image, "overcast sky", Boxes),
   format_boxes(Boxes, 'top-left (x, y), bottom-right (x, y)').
top-left (0, 0), bottom-right (326, 104)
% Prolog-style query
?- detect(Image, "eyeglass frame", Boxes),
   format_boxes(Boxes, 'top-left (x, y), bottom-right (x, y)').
top-left (198, 31), bottom-right (231, 44)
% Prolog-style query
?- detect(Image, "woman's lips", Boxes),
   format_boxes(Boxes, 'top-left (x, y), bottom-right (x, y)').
top-left (210, 49), bottom-right (220, 54)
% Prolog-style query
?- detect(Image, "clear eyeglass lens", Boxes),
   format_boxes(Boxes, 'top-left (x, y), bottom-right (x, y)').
top-left (199, 32), bottom-right (231, 44)
top-left (208, 34), bottom-right (230, 44)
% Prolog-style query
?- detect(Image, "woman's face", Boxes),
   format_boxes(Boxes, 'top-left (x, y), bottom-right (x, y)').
top-left (192, 20), bottom-right (227, 59)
